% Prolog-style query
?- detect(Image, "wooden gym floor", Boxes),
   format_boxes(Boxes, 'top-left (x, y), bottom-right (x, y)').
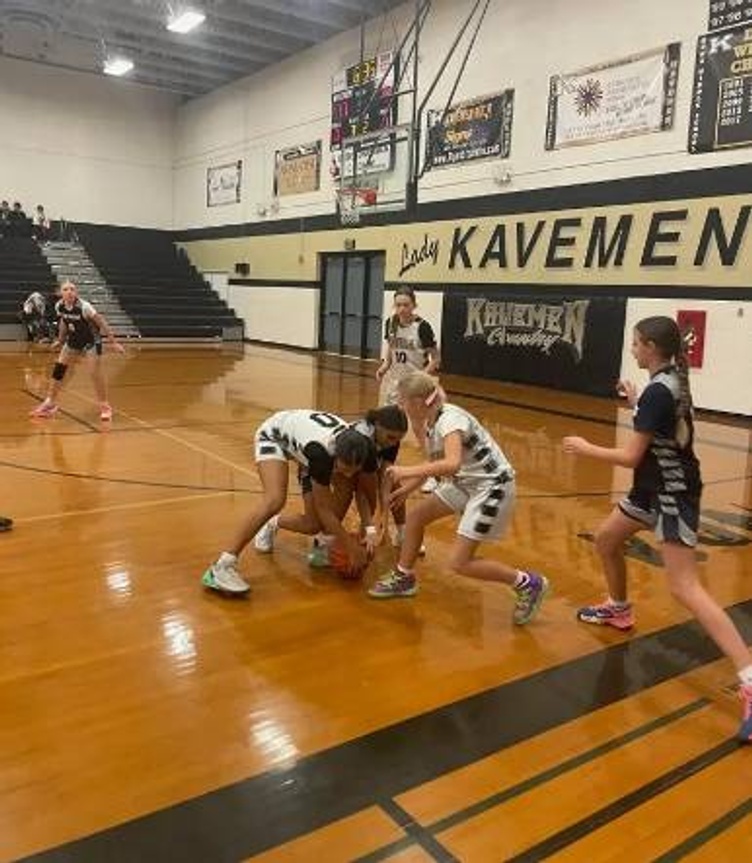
top-left (0, 342), bottom-right (751, 862)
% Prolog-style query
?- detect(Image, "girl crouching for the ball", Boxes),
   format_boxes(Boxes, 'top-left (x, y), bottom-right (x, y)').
top-left (203, 409), bottom-right (379, 595)
top-left (369, 372), bottom-right (549, 628)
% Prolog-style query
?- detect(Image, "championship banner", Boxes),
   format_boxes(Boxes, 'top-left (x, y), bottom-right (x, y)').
top-left (274, 142), bottom-right (321, 197)
top-left (677, 310), bottom-right (708, 368)
top-left (545, 44), bottom-right (680, 150)
top-left (426, 90), bottom-right (514, 168)
top-left (441, 293), bottom-right (627, 396)
top-left (708, 0), bottom-right (752, 32)
top-left (207, 160), bottom-right (242, 207)
top-left (330, 51), bottom-right (397, 179)
top-left (689, 26), bottom-right (752, 152)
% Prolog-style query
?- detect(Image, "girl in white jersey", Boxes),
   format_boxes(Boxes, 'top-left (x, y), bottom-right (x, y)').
top-left (368, 372), bottom-right (549, 626)
top-left (203, 409), bottom-right (379, 595)
top-left (30, 281), bottom-right (124, 421)
top-left (376, 287), bottom-right (439, 406)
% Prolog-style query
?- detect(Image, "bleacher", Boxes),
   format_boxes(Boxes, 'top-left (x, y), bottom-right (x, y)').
top-left (0, 237), bottom-right (58, 331)
top-left (75, 224), bottom-right (243, 340)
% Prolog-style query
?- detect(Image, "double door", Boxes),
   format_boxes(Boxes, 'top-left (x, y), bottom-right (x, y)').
top-left (320, 252), bottom-right (385, 359)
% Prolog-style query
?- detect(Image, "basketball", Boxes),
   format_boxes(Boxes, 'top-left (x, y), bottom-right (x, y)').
top-left (329, 533), bottom-right (370, 580)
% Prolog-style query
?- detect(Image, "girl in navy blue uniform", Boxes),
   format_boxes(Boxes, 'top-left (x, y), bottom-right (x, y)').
top-left (29, 282), bottom-right (124, 421)
top-left (563, 316), bottom-right (752, 742)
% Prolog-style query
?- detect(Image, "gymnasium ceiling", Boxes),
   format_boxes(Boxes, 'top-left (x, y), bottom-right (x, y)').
top-left (0, 0), bottom-right (406, 98)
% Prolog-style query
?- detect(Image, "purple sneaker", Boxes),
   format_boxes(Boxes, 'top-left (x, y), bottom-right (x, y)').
top-left (368, 569), bottom-right (418, 599)
top-left (512, 572), bottom-right (549, 625)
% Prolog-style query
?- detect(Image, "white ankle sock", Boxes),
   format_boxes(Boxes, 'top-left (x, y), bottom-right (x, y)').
top-left (514, 571), bottom-right (530, 589)
top-left (218, 551), bottom-right (237, 566)
top-left (737, 665), bottom-right (752, 687)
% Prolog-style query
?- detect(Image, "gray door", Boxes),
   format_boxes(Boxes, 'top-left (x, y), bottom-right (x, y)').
top-left (320, 252), bottom-right (385, 358)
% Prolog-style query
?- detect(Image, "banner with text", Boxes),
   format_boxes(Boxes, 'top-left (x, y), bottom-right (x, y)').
top-left (274, 142), bottom-right (321, 196)
top-left (207, 161), bottom-right (242, 207)
top-left (442, 293), bottom-right (627, 396)
top-left (546, 44), bottom-right (680, 150)
top-left (708, 0), bottom-right (752, 31)
top-left (426, 90), bottom-right (514, 168)
top-left (689, 25), bottom-right (752, 153)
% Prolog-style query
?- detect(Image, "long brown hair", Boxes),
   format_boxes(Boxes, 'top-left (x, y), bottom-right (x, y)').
top-left (635, 316), bottom-right (693, 447)
top-left (388, 286), bottom-right (417, 346)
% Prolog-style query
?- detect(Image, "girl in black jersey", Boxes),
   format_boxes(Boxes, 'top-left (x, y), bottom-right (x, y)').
top-left (563, 316), bottom-right (752, 743)
top-left (202, 409), bottom-right (382, 595)
top-left (29, 282), bottom-right (124, 421)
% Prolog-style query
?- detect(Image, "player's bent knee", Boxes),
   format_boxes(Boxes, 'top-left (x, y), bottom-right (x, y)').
top-left (52, 362), bottom-right (67, 382)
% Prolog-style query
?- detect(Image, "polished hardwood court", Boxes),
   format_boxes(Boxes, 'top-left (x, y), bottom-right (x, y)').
top-left (0, 342), bottom-right (750, 862)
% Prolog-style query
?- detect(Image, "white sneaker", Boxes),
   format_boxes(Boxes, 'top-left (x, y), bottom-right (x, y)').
top-left (202, 557), bottom-right (250, 595)
top-left (421, 477), bottom-right (439, 493)
top-left (254, 517), bottom-right (278, 553)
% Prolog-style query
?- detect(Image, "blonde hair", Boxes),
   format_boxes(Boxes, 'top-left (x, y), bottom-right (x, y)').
top-left (396, 371), bottom-right (444, 405)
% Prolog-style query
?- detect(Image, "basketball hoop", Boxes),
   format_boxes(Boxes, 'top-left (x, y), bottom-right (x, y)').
top-left (336, 186), bottom-right (378, 227)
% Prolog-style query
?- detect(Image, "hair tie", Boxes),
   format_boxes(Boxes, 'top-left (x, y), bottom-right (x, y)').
top-left (425, 385), bottom-right (445, 407)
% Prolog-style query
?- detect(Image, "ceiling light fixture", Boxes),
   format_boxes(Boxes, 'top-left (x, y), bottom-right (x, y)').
top-left (103, 56), bottom-right (134, 76)
top-left (167, 9), bottom-right (206, 34)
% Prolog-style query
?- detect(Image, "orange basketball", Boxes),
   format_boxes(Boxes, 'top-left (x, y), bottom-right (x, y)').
top-left (330, 532), bottom-right (369, 580)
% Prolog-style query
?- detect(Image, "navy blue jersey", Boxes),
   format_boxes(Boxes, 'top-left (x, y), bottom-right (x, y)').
top-left (632, 367), bottom-right (702, 496)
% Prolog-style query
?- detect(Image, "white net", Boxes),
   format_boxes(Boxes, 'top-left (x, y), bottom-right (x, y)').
top-left (337, 189), bottom-right (361, 226)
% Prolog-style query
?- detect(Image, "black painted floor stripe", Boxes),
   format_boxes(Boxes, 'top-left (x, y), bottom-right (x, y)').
top-left (378, 799), bottom-right (458, 862)
top-left (357, 698), bottom-right (710, 862)
top-left (18, 601), bottom-right (752, 863)
top-left (652, 797), bottom-right (752, 862)
top-left (505, 739), bottom-right (740, 863)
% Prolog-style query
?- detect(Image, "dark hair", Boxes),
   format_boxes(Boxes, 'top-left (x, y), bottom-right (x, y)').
top-left (333, 428), bottom-right (374, 467)
top-left (365, 405), bottom-right (408, 432)
top-left (388, 286), bottom-right (418, 345)
top-left (635, 316), bottom-right (693, 447)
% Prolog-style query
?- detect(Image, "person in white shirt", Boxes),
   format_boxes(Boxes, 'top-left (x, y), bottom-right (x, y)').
top-left (369, 371), bottom-right (549, 628)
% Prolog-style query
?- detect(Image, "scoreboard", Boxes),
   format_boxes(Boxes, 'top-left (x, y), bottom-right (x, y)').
top-left (330, 51), bottom-right (397, 149)
top-left (708, 0), bottom-right (752, 31)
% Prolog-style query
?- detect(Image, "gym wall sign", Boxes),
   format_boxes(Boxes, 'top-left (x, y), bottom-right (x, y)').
top-left (385, 194), bottom-right (752, 287)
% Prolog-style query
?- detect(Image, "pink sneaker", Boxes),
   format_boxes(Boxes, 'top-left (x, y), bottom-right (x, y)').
top-left (30, 401), bottom-right (58, 418)
top-left (577, 600), bottom-right (635, 631)
top-left (739, 684), bottom-right (752, 744)
top-left (100, 403), bottom-right (113, 421)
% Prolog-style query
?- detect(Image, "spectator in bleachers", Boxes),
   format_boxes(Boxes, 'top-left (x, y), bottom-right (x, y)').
top-left (8, 202), bottom-right (31, 237)
top-left (0, 201), bottom-right (10, 237)
top-left (32, 205), bottom-right (51, 243)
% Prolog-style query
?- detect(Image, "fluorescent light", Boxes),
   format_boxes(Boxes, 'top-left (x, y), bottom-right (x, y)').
top-left (167, 10), bottom-right (206, 34)
top-left (104, 56), bottom-right (134, 76)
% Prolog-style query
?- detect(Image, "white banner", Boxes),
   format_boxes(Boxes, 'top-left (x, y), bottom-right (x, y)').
top-left (207, 160), bottom-right (242, 207)
top-left (545, 44), bottom-right (680, 150)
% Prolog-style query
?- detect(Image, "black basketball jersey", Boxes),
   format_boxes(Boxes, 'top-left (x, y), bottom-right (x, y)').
top-left (56, 298), bottom-right (98, 350)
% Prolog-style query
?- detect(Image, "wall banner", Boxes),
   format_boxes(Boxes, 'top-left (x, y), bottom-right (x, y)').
top-left (207, 161), bottom-right (242, 207)
top-left (426, 90), bottom-right (514, 168)
top-left (441, 293), bottom-right (627, 396)
top-left (545, 44), bottom-right (680, 150)
top-left (677, 309), bottom-right (708, 368)
top-left (274, 142), bottom-right (321, 197)
top-left (708, 0), bottom-right (752, 32)
top-left (689, 25), bottom-right (752, 153)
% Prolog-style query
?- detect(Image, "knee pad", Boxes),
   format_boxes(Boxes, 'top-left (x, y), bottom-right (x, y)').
top-left (52, 362), bottom-right (67, 382)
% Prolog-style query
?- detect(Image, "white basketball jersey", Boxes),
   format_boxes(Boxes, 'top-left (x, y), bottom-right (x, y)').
top-left (260, 410), bottom-right (348, 466)
top-left (427, 403), bottom-right (513, 483)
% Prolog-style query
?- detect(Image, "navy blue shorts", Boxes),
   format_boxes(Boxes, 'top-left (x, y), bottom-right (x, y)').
top-left (619, 487), bottom-right (701, 548)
